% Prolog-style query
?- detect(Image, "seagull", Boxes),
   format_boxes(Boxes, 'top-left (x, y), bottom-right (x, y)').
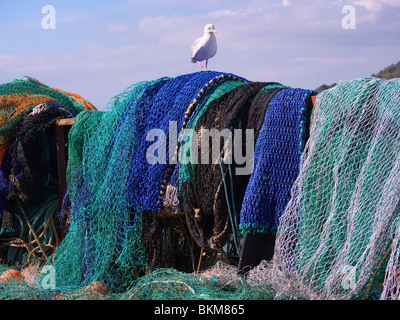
top-left (190, 24), bottom-right (218, 71)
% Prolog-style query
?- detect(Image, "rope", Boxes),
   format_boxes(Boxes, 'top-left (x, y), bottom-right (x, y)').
top-left (1, 196), bottom-right (60, 264)
top-left (219, 158), bottom-right (241, 257)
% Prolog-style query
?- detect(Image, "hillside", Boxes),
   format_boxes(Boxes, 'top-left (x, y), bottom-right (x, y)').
top-left (316, 60), bottom-right (400, 93)
top-left (372, 60), bottom-right (400, 80)
top-left (315, 83), bottom-right (337, 93)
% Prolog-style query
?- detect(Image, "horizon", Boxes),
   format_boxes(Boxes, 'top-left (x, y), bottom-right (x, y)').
top-left (1, 0), bottom-right (399, 110)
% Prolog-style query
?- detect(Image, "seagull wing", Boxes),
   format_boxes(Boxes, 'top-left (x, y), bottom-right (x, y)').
top-left (190, 36), bottom-right (202, 57)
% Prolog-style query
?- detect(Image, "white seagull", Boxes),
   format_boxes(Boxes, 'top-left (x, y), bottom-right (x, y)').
top-left (190, 24), bottom-right (218, 71)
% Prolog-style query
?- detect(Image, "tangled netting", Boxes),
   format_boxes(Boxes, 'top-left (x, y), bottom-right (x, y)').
top-left (49, 72), bottom-right (254, 292)
top-left (0, 76), bottom-right (95, 162)
top-left (181, 82), bottom-right (289, 252)
top-left (0, 77), bottom-right (95, 268)
top-left (1, 73), bottom-right (400, 301)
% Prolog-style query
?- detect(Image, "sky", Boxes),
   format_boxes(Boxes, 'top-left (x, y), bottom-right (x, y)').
top-left (1, 0), bottom-right (399, 110)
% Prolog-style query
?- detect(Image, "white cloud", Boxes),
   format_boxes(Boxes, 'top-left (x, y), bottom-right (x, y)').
top-left (337, 0), bottom-right (400, 11)
top-left (105, 22), bottom-right (130, 34)
top-left (208, 8), bottom-right (244, 19)
top-left (138, 13), bottom-right (193, 37)
top-left (0, 55), bottom-right (20, 68)
top-left (282, 0), bottom-right (292, 6)
top-left (289, 56), bottom-right (370, 65)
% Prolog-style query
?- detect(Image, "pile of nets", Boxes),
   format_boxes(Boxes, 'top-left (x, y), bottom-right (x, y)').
top-left (50, 72), bottom-right (254, 293)
top-left (0, 261), bottom-right (276, 300)
top-left (1, 72), bottom-right (400, 301)
top-left (0, 76), bottom-right (96, 266)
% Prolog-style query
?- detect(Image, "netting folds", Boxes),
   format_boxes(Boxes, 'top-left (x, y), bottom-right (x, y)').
top-left (181, 82), bottom-right (288, 251)
top-left (50, 78), bottom-right (168, 291)
top-left (0, 77), bottom-right (95, 269)
top-left (49, 72), bottom-right (253, 291)
top-left (239, 88), bottom-right (316, 234)
top-left (0, 76), bottom-right (95, 161)
top-left (270, 77), bottom-right (400, 300)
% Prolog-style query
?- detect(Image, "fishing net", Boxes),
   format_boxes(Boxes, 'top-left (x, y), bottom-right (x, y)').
top-left (1, 73), bottom-right (400, 301)
top-left (65, 109), bottom-right (103, 186)
top-left (126, 72), bottom-right (247, 213)
top-left (48, 78), bottom-right (166, 292)
top-left (167, 80), bottom-right (247, 210)
top-left (181, 82), bottom-right (286, 254)
top-left (120, 261), bottom-right (276, 300)
top-left (237, 88), bottom-right (316, 274)
top-left (0, 260), bottom-right (277, 300)
top-left (140, 78), bottom-right (250, 272)
top-left (0, 76), bottom-right (95, 164)
top-left (125, 72), bottom-right (248, 271)
top-left (239, 88), bottom-right (316, 234)
top-left (7, 103), bottom-right (75, 201)
top-left (269, 77), bottom-right (400, 300)
top-left (0, 77), bottom-right (95, 268)
top-left (47, 71), bottom-right (251, 293)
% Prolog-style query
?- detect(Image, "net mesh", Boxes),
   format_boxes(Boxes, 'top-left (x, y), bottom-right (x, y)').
top-left (239, 88), bottom-right (315, 235)
top-left (50, 78), bottom-right (165, 292)
top-left (0, 73), bottom-right (400, 301)
top-left (0, 76), bottom-right (95, 143)
top-left (181, 82), bottom-right (287, 252)
top-left (270, 77), bottom-right (400, 300)
top-left (48, 72), bottom-right (250, 293)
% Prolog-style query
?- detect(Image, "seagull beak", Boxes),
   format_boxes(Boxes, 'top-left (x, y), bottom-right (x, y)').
top-left (213, 30), bottom-right (218, 34)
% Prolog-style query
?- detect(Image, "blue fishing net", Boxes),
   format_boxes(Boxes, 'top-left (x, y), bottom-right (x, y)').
top-left (239, 88), bottom-right (317, 234)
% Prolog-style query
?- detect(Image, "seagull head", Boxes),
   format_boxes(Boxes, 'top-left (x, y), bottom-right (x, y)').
top-left (204, 24), bottom-right (218, 35)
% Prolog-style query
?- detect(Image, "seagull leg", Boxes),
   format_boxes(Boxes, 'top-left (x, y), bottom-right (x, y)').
top-left (197, 61), bottom-right (203, 69)
top-left (205, 60), bottom-right (208, 71)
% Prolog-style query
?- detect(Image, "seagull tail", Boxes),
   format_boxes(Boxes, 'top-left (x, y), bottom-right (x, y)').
top-left (189, 57), bottom-right (197, 63)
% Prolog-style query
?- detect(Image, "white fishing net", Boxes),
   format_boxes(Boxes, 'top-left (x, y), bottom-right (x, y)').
top-left (268, 77), bottom-right (400, 300)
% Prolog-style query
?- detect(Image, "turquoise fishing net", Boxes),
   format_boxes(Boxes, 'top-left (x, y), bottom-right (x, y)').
top-left (47, 78), bottom-right (169, 291)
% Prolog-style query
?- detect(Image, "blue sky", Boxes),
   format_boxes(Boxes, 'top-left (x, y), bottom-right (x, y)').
top-left (1, 0), bottom-right (399, 109)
